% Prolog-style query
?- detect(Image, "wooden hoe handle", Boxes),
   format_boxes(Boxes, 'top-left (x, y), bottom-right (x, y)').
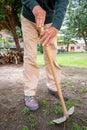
top-left (41, 27), bottom-right (67, 114)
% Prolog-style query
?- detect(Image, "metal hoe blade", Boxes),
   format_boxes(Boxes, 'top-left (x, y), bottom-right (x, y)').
top-left (67, 106), bottom-right (75, 115)
top-left (53, 116), bottom-right (66, 124)
top-left (53, 106), bottom-right (75, 124)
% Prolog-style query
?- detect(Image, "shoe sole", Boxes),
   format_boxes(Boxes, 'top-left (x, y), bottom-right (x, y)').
top-left (48, 89), bottom-right (69, 101)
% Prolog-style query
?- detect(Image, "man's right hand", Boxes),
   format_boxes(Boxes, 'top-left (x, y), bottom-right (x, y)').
top-left (32, 5), bottom-right (46, 27)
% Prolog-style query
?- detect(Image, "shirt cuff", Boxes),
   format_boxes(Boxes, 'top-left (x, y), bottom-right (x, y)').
top-left (29, 1), bottom-right (39, 10)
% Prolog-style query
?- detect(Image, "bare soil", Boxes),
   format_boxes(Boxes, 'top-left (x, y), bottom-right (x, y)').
top-left (0, 64), bottom-right (87, 130)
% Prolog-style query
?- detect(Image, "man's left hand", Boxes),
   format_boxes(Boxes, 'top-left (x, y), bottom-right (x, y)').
top-left (40, 26), bottom-right (58, 46)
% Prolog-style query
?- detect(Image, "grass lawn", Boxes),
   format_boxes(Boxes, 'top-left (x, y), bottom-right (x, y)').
top-left (37, 52), bottom-right (87, 68)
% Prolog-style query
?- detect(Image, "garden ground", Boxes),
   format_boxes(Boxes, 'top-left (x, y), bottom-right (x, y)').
top-left (0, 64), bottom-right (87, 130)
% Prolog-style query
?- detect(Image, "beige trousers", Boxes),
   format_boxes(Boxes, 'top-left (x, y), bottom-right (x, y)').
top-left (21, 15), bottom-right (61, 96)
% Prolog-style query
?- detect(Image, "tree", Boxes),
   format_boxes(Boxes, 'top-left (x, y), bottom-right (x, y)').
top-left (0, 0), bottom-right (22, 51)
top-left (65, 0), bottom-right (87, 50)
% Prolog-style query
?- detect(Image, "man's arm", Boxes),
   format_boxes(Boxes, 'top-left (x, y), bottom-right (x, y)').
top-left (52, 0), bottom-right (69, 30)
top-left (40, 0), bottom-right (69, 46)
top-left (21, 0), bottom-right (46, 27)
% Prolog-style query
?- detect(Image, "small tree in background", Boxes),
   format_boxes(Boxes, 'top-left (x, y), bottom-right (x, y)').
top-left (65, 0), bottom-right (87, 50)
top-left (0, 0), bottom-right (22, 51)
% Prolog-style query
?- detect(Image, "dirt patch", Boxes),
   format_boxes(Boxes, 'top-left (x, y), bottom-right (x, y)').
top-left (0, 64), bottom-right (87, 130)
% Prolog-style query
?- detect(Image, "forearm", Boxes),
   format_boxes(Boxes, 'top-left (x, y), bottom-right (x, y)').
top-left (21, 0), bottom-right (39, 10)
top-left (52, 0), bottom-right (69, 30)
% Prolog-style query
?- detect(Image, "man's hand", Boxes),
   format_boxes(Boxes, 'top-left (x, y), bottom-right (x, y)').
top-left (40, 27), bottom-right (58, 46)
top-left (32, 5), bottom-right (46, 27)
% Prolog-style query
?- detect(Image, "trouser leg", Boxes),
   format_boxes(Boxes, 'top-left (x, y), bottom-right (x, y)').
top-left (21, 16), bottom-right (39, 96)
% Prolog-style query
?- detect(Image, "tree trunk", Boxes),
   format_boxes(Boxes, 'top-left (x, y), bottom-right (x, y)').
top-left (6, 5), bottom-right (21, 51)
top-left (84, 42), bottom-right (87, 51)
top-left (11, 28), bottom-right (21, 51)
top-left (66, 44), bottom-right (69, 52)
top-left (82, 33), bottom-right (87, 51)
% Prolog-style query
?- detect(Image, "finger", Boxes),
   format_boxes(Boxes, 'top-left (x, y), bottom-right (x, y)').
top-left (40, 30), bottom-right (50, 42)
top-left (38, 18), bottom-right (44, 27)
top-left (40, 33), bottom-right (48, 43)
top-left (37, 14), bottom-right (45, 27)
top-left (36, 13), bottom-right (45, 27)
top-left (40, 29), bottom-right (49, 37)
top-left (35, 16), bottom-right (38, 27)
top-left (40, 31), bottom-right (45, 38)
top-left (35, 18), bottom-right (44, 27)
top-left (43, 35), bottom-right (51, 46)
top-left (41, 33), bottom-right (51, 46)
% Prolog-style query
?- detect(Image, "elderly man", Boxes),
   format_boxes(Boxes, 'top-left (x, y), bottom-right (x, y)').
top-left (21, 0), bottom-right (69, 110)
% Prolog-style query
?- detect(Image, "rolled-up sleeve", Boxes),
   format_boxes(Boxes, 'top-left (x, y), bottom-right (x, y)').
top-left (52, 0), bottom-right (69, 30)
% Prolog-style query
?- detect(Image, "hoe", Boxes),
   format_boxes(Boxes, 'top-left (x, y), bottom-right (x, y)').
top-left (41, 27), bottom-right (75, 124)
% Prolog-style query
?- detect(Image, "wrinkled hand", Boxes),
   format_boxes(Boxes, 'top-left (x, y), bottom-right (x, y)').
top-left (40, 27), bottom-right (58, 46)
top-left (32, 5), bottom-right (46, 27)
